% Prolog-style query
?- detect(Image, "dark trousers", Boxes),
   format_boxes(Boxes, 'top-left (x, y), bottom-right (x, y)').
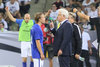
top-left (70, 55), bottom-right (79, 67)
top-left (96, 43), bottom-right (100, 67)
top-left (79, 50), bottom-right (91, 67)
top-left (58, 56), bottom-right (70, 67)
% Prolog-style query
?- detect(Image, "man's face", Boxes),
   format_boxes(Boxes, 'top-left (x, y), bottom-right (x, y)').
top-left (90, 5), bottom-right (95, 11)
top-left (24, 14), bottom-right (31, 23)
top-left (10, 0), bottom-right (15, 4)
top-left (52, 4), bottom-right (57, 11)
top-left (39, 14), bottom-right (45, 24)
top-left (57, 11), bottom-right (63, 22)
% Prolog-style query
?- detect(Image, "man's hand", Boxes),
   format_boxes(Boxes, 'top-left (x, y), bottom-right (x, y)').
top-left (48, 9), bottom-right (52, 14)
top-left (40, 53), bottom-right (45, 60)
top-left (58, 49), bottom-right (62, 56)
top-left (5, 7), bottom-right (9, 12)
top-left (73, 8), bottom-right (78, 13)
top-left (75, 54), bottom-right (80, 59)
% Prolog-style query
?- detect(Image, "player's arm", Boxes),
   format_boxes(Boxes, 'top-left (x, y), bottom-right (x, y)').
top-left (5, 7), bottom-right (16, 22)
top-left (36, 40), bottom-right (45, 60)
top-left (73, 8), bottom-right (90, 21)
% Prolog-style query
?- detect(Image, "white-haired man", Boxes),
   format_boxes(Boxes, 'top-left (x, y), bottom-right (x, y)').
top-left (50, 8), bottom-right (73, 67)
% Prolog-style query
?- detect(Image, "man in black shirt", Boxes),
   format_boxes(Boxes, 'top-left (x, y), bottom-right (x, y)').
top-left (68, 12), bottom-right (82, 67)
top-left (73, 6), bottom-right (100, 67)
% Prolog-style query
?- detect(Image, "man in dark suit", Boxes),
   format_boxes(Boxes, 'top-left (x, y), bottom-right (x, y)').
top-left (50, 8), bottom-right (73, 67)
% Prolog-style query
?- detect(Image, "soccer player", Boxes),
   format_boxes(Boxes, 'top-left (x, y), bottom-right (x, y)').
top-left (5, 7), bottom-right (35, 67)
top-left (31, 12), bottom-right (45, 67)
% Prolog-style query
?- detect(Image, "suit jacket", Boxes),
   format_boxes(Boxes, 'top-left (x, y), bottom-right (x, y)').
top-left (52, 20), bottom-right (73, 56)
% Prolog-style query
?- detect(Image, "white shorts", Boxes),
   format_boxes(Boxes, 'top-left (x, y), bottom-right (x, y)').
top-left (21, 42), bottom-right (32, 57)
top-left (33, 59), bottom-right (44, 67)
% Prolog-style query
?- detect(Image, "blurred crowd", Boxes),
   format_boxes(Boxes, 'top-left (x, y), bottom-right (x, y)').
top-left (0, 0), bottom-right (100, 31)
top-left (0, 0), bottom-right (31, 31)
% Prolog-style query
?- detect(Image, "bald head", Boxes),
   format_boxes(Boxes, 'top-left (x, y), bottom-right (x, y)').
top-left (24, 14), bottom-right (31, 23)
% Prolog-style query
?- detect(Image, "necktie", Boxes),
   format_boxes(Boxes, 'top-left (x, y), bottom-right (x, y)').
top-left (57, 23), bottom-right (61, 29)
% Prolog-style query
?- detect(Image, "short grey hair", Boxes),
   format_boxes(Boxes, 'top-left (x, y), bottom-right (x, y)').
top-left (58, 8), bottom-right (69, 19)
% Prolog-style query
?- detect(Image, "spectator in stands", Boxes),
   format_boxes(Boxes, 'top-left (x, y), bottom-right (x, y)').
top-left (6, 0), bottom-right (21, 18)
top-left (66, 0), bottom-right (82, 11)
top-left (88, 3), bottom-right (98, 18)
top-left (18, 0), bottom-right (31, 17)
top-left (82, 0), bottom-right (94, 14)
top-left (79, 24), bottom-right (92, 67)
top-left (50, 4), bottom-right (58, 21)
top-left (0, 0), bottom-right (4, 13)
top-left (0, 13), bottom-right (8, 30)
top-left (96, 0), bottom-right (100, 8)
top-left (0, 22), bottom-right (7, 32)
top-left (82, 19), bottom-right (91, 31)
top-left (2, 0), bottom-right (9, 6)
top-left (53, 0), bottom-right (63, 9)
top-left (87, 3), bottom-right (98, 30)
top-left (65, 5), bottom-right (72, 12)
top-left (77, 6), bottom-right (84, 14)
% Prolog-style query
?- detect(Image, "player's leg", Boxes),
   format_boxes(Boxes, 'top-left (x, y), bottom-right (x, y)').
top-left (21, 42), bottom-right (28, 67)
top-left (30, 56), bottom-right (34, 67)
top-left (33, 59), bottom-right (39, 67)
top-left (28, 42), bottom-right (34, 67)
top-left (48, 45), bottom-right (53, 67)
top-left (33, 59), bottom-right (44, 67)
top-left (49, 58), bottom-right (53, 67)
top-left (22, 57), bottom-right (27, 67)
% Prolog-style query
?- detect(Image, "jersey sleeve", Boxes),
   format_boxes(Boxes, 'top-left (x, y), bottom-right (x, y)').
top-left (16, 19), bottom-right (23, 27)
